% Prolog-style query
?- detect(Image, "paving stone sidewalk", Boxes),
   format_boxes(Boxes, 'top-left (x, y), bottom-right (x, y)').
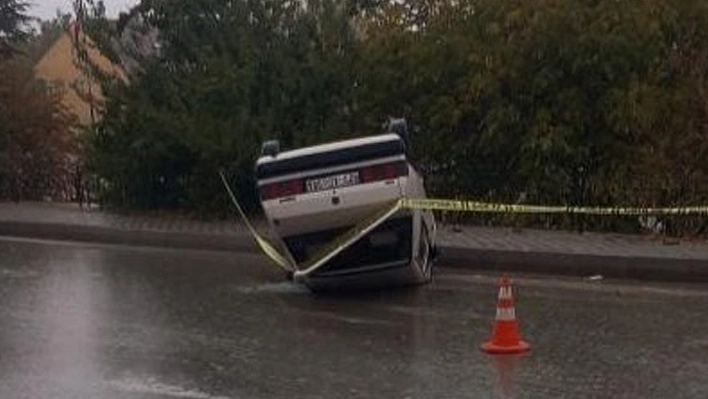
top-left (439, 224), bottom-right (708, 261)
top-left (1, 201), bottom-right (707, 281)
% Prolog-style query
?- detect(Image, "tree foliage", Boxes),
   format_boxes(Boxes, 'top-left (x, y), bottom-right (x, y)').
top-left (0, 0), bottom-right (32, 59)
top-left (0, 60), bottom-right (76, 200)
top-left (0, 8), bottom-right (76, 201)
top-left (86, 0), bottom-right (362, 212)
top-left (82, 0), bottom-right (708, 229)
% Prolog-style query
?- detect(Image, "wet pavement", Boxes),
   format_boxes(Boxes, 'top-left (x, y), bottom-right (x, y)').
top-left (1, 237), bottom-right (707, 399)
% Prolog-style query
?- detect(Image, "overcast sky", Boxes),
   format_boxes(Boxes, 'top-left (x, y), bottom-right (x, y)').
top-left (29, 0), bottom-right (139, 21)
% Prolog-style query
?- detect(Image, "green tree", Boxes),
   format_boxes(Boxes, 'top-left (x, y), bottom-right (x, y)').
top-left (84, 0), bottom-right (361, 212)
top-left (1, 3), bottom-right (76, 201)
top-left (0, 58), bottom-right (76, 201)
top-left (80, 0), bottom-right (708, 233)
top-left (0, 0), bottom-right (32, 59)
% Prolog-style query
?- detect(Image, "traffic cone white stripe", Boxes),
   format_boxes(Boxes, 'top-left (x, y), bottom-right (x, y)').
top-left (496, 307), bottom-right (516, 321)
top-left (498, 286), bottom-right (513, 300)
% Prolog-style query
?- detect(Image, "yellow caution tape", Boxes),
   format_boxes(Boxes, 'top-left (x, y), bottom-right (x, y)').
top-left (221, 170), bottom-right (708, 277)
top-left (400, 198), bottom-right (708, 216)
top-left (220, 171), bottom-right (408, 277)
top-left (295, 200), bottom-right (402, 278)
top-left (252, 234), bottom-right (292, 271)
top-left (219, 171), bottom-right (293, 271)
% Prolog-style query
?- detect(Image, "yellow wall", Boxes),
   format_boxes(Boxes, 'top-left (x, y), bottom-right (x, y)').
top-left (34, 29), bottom-right (125, 128)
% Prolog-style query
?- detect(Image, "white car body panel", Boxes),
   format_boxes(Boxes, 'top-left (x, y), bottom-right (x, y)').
top-left (255, 133), bottom-right (436, 290)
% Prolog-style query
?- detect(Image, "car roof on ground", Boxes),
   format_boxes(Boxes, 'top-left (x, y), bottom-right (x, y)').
top-left (256, 133), bottom-right (402, 166)
top-left (255, 133), bottom-right (407, 180)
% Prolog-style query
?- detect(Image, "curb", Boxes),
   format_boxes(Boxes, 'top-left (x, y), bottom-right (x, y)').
top-left (0, 221), bottom-right (254, 254)
top-left (1, 221), bottom-right (707, 283)
top-left (437, 246), bottom-right (708, 283)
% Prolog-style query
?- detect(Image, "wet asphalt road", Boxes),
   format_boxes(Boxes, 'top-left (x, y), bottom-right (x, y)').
top-left (1, 237), bottom-right (707, 399)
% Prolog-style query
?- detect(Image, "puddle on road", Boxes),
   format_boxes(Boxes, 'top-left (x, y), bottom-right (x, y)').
top-left (108, 377), bottom-right (233, 399)
top-left (487, 354), bottom-right (531, 399)
top-left (0, 268), bottom-right (39, 279)
top-left (385, 304), bottom-right (487, 320)
top-left (293, 308), bottom-right (397, 326)
top-left (235, 281), bottom-right (310, 295)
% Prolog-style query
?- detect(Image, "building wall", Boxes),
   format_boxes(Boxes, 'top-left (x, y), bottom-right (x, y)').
top-left (34, 29), bottom-right (125, 128)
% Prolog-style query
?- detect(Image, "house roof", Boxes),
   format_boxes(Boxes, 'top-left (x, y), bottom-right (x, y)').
top-left (34, 23), bottom-right (126, 127)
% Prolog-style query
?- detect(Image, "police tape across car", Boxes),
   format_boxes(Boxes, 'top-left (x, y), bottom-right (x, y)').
top-left (221, 119), bottom-right (708, 291)
top-left (222, 119), bottom-right (436, 291)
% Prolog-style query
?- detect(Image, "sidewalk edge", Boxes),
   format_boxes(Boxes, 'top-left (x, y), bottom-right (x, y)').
top-left (437, 246), bottom-right (708, 283)
top-left (2, 221), bottom-right (706, 283)
top-left (0, 221), bottom-right (256, 253)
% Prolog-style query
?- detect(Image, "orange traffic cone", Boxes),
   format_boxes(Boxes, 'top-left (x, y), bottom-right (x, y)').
top-left (481, 275), bottom-right (531, 354)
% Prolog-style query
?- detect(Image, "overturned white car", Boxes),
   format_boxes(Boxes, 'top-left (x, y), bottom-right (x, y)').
top-left (255, 120), bottom-right (436, 290)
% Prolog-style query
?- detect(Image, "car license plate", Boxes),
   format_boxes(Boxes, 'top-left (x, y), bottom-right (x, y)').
top-left (306, 172), bottom-right (360, 193)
